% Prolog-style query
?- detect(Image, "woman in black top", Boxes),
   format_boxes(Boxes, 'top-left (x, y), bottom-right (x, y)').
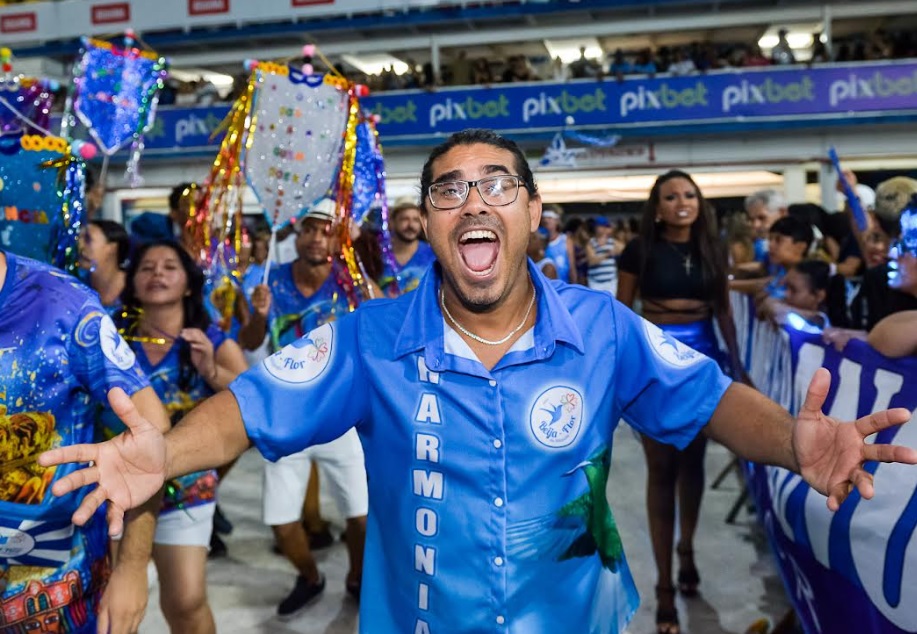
top-left (617, 170), bottom-right (744, 634)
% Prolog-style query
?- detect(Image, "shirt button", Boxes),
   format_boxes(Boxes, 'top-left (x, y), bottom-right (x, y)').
top-left (493, 439), bottom-right (502, 449)
top-left (494, 497), bottom-right (504, 507)
top-left (494, 556), bottom-right (504, 566)
top-left (496, 616), bottom-right (506, 625)
top-left (489, 379), bottom-right (497, 387)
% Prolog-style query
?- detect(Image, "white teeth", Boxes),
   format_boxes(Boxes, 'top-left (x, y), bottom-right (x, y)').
top-left (460, 229), bottom-right (497, 243)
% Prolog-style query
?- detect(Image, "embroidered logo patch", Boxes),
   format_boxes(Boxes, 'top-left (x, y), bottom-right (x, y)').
top-left (99, 314), bottom-right (136, 370)
top-left (0, 526), bottom-right (35, 558)
top-left (642, 320), bottom-right (702, 368)
top-left (265, 322), bottom-right (333, 384)
top-left (529, 386), bottom-right (584, 449)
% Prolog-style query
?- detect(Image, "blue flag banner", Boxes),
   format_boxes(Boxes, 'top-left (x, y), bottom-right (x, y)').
top-left (731, 292), bottom-right (917, 633)
top-left (64, 59), bottom-right (917, 154)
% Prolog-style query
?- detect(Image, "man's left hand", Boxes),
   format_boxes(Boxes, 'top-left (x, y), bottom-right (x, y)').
top-left (794, 368), bottom-right (917, 510)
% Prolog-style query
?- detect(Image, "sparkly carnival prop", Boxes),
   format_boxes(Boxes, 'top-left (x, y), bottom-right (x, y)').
top-left (60, 32), bottom-right (167, 186)
top-left (200, 45), bottom-right (384, 310)
top-left (0, 76), bottom-right (57, 138)
top-left (0, 135), bottom-right (85, 272)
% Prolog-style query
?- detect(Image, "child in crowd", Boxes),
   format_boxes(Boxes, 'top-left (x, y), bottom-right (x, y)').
top-left (758, 260), bottom-right (831, 329)
top-left (763, 216), bottom-right (815, 299)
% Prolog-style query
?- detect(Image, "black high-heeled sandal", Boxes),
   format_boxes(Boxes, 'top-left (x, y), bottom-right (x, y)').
top-left (655, 585), bottom-right (680, 634)
top-left (676, 543), bottom-right (700, 597)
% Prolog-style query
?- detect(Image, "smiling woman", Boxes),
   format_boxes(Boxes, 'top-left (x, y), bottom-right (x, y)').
top-left (616, 169), bottom-right (747, 634)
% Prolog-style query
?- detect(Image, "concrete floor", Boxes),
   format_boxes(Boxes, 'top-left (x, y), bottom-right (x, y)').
top-left (140, 424), bottom-right (791, 633)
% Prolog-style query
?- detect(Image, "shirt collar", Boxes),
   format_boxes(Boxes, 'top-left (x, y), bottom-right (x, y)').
top-left (392, 259), bottom-right (585, 368)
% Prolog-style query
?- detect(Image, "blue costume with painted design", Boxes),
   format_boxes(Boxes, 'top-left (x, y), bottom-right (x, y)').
top-left (0, 253), bottom-right (148, 634)
top-left (379, 241), bottom-right (437, 296)
top-left (231, 261), bottom-right (731, 633)
top-left (101, 325), bottom-right (226, 513)
top-left (266, 261), bottom-right (354, 351)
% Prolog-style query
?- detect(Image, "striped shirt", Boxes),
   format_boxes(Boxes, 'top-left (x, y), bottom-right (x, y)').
top-left (587, 237), bottom-right (618, 293)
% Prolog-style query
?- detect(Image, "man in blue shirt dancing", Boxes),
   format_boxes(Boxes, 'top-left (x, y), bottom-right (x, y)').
top-left (43, 129), bottom-right (917, 634)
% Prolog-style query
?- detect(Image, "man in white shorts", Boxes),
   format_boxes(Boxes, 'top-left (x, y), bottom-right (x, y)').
top-left (237, 200), bottom-right (375, 617)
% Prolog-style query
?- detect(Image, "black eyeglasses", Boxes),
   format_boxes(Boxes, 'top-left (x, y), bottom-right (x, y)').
top-left (427, 175), bottom-right (524, 210)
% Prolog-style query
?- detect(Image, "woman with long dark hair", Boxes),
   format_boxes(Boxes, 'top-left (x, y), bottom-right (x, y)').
top-left (79, 219), bottom-right (131, 310)
top-left (104, 240), bottom-right (247, 634)
top-left (617, 170), bottom-right (744, 634)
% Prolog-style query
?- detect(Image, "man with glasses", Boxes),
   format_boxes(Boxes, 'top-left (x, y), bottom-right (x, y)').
top-left (42, 129), bottom-right (917, 634)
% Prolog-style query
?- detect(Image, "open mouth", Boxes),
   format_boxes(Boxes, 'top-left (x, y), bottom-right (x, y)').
top-left (676, 209), bottom-right (692, 218)
top-left (458, 229), bottom-right (500, 275)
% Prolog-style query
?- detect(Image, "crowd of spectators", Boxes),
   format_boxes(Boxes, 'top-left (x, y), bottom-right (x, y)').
top-left (133, 25), bottom-right (917, 106)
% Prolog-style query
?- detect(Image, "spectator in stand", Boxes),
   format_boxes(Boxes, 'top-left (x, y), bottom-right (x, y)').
top-left (744, 44), bottom-right (772, 67)
top-left (608, 49), bottom-right (634, 80)
top-left (450, 50), bottom-right (473, 86)
top-left (502, 55), bottom-right (538, 83)
top-left (771, 29), bottom-right (797, 65)
top-left (668, 47), bottom-right (697, 75)
top-left (810, 33), bottom-right (831, 64)
top-left (570, 217), bottom-right (592, 288)
top-left (471, 58), bottom-right (495, 85)
top-left (550, 56), bottom-right (570, 82)
top-left (633, 48), bottom-right (658, 76)
top-left (655, 46), bottom-right (673, 73)
top-left (569, 46), bottom-right (602, 79)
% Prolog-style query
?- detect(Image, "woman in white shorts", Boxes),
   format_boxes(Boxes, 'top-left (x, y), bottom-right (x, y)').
top-left (103, 241), bottom-right (248, 633)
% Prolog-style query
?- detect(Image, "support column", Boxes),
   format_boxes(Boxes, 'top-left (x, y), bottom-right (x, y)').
top-left (430, 38), bottom-right (441, 86)
top-left (818, 161), bottom-right (838, 212)
top-left (822, 5), bottom-right (833, 58)
top-left (782, 164), bottom-right (807, 205)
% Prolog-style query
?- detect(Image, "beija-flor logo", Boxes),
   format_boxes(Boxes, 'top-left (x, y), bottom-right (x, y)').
top-left (642, 320), bottom-right (702, 368)
top-left (0, 526), bottom-right (35, 558)
top-left (99, 314), bottom-right (136, 370)
top-left (265, 322), bottom-right (333, 384)
top-left (529, 386), bottom-right (584, 448)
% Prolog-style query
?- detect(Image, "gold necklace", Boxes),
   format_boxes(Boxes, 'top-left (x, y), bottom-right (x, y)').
top-left (440, 285), bottom-right (536, 346)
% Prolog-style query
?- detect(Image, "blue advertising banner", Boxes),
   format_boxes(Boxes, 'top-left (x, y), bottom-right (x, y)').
top-left (364, 59), bottom-right (917, 139)
top-left (731, 292), bottom-right (917, 633)
top-left (60, 59), bottom-right (917, 154)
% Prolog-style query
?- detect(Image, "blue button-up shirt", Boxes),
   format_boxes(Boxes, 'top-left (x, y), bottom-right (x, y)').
top-left (231, 260), bottom-right (731, 633)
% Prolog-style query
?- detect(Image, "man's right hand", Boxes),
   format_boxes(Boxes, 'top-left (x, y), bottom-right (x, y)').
top-left (39, 388), bottom-right (167, 536)
top-left (250, 284), bottom-right (272, 319)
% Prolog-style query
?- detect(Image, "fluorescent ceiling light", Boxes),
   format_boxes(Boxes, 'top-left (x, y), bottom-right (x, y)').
top-left (544, 38), bottom-right (603, 64)
top-left (341, 54), bottom-right (409, 76)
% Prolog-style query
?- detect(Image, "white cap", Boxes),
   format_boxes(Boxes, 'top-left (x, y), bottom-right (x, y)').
top-left (303, 197), bottom-right (336, 222)
top-left (542, 210), bottom-right (560, 220)
top-left (837, 185), bottom-right (876, 212)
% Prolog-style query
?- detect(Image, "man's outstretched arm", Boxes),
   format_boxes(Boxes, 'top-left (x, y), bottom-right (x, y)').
top-left (705, 368), bottom-right (917, 511)
top-left (40, 387), bottom-right (251, 535)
